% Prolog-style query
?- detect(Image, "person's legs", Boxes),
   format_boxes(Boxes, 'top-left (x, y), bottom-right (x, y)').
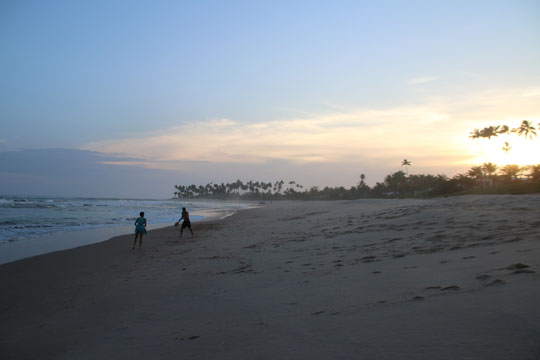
top-left (133, 233), bottom-right (139, 249)
top-left (138, 234), bottom-right (143, 248)
top-left (188, 225), bottom-right (193, 237)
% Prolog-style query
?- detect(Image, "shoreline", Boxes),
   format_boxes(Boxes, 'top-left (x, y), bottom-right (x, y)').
top-left (0, 207), bottom-right (242, 265)
top-left (1, 196), bottom-right (539, 359)
top-left (0, 222), bottom-right (171, 265)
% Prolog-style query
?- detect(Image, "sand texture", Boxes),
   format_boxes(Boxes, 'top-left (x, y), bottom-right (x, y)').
top-left (1, 195), bottom-right (540, 359)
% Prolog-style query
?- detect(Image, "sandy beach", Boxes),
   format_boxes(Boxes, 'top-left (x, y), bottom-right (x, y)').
top-left (1, 195), bottom-right (539, 359)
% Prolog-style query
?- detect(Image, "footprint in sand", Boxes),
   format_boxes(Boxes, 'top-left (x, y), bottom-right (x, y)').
top-left (487, 279), bottom-right (506, 286)
top-left (506, 263), bottom-right (529, 270)
top-left (440, 285), bottom-right (461, 291)
top-left (362, 256), bottom-right (377, 263)
top-left (512, 269), bottom-right (536, 274)
top-left (476, 274), bottom-right (491, 280)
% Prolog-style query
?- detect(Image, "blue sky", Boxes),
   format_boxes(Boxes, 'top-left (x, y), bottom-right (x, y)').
top-left (1, 1), bottom-right (539, 198)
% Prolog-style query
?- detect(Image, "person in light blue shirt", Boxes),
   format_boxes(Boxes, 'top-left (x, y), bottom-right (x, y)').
top-left (133, 211), bottom-right (147, 249)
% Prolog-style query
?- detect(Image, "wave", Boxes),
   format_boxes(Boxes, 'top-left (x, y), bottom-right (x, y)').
top-left (0, 197), bottom-right (257, 245)
top-left (0, 223), bottom-right (55, 229)
top-left (0, 198), bottom-right (61, 209)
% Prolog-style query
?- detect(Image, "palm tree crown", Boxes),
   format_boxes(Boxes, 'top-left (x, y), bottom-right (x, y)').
top-left (401, 159), bottom-right (412, 175)
top-left (500, 164), bottom-right (521, 180)
top-left (467, 166), bottom-right (484, 179)
top-left (512, 120), bottom-right (537, 140)
top-left (501, 142), bottom-right (512, 154)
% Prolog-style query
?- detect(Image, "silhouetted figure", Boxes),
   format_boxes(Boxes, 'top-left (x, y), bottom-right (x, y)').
top-left (133, 211), bottom-right (146, 249)
top-left (175, 207), bottom-right (193, 237)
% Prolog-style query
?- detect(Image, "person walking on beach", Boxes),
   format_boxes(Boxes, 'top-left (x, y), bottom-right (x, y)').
top-left (133, 211), bottom-right (147, 249)
top-left (175, 207), bottom-right (193, 237)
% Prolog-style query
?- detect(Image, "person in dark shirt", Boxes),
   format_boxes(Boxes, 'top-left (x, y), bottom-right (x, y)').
top-left (175, 207), bottom-right (193, 238)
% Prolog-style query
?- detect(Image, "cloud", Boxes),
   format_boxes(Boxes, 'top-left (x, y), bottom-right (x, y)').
top-left (0, 149), bottom-right (186, 198)
top-left (408, 76), bottom-right (440, 85)
top-left (521, 87), bottom-right (540, 97)
top-left (83, 106), bottom-right (456, 166)
top-left (4, 86), bottom-right (539, 198)
top-left (81, 87), bottom-right (540, 180)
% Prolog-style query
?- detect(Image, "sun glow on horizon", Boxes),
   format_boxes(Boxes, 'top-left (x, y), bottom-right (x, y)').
top-left (469, 138), bottom-right (540, 167)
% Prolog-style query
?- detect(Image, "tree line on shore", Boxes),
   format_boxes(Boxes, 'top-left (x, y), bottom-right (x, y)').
top-left (173, 163), bottom-right (540, 200)
top-left (174, 120), bottom-right (539, 199)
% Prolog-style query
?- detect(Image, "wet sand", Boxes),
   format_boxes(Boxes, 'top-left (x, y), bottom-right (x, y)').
top-left (1, 195), bottom-right (539, 359)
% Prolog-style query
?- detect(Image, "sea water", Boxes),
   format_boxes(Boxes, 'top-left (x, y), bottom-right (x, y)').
top-left (0, 195), bottom-right (256, 263)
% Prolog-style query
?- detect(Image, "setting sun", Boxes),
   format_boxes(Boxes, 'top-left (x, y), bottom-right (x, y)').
top-left (475, 138), bottom-right (540, 166)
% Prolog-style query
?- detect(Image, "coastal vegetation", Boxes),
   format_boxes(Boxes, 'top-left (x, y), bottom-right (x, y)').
top-left (469, 120), bottom-right (538, 142)
top-left (173, 163), bottom-right (540, 200)
top-left (174, 121), bottom-right (539, 200)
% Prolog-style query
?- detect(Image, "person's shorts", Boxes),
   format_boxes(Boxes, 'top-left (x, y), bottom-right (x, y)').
top-left (181, 220), bottom-right (191, 229)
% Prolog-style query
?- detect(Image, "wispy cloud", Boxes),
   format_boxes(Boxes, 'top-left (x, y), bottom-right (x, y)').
top-left (408, 76), bottom-right (440, 85)
top-left (82, 88), bottom-right (540, 174)
top-left (83, 108), bottom-right (452, 166)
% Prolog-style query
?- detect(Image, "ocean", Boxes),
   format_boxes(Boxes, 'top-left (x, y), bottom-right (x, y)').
top-left (0, 195), bottom-right (257, 263)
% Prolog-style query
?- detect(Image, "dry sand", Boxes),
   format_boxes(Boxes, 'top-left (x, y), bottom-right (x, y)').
top-left (1, 195), bottom-right (539, 359)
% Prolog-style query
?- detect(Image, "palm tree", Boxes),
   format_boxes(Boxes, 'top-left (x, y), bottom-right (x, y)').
top-left (482, 162), bottom-right (497, 186)
top-left (401, 159), bottom-right (412, 175)
top-left (528, 164), bottom-right (540, 181)
top-left (469, 129), bottom-right (482, 140)
top-left (482, 162), bottom-right (497, 178)
top-left (469, 128), bottom-right (486, 162)
top-left (500, 164), bottom-right (521, 181)
top-left (497, 125), bottom-right (510, 135)
top-left (479, 126), bottom-right (499, 139)
top-left (467, 166), bottom-right (484, 179)
top-left (501, 142), bottom-right (512, 154)
top-left (384, 171), bottom-right (408, 194)
top-left (358, 173), bottom-right (366, 186)
top-left (277, 180), bottom-right (284, 194)
top-left (512, 120), bottom-right (537, 140)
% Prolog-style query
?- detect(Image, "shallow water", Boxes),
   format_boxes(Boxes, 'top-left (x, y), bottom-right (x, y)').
top-left (0, 196), bottom-right (256, 263)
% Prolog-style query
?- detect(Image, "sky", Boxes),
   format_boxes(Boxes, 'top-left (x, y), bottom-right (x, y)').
top-left (1, 0), bottom-right (539, 198)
